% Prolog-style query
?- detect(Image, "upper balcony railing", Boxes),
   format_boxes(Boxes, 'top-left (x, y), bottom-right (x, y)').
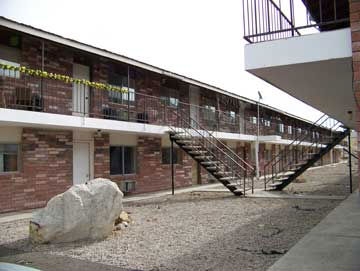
top-left (0, 63), bottom-right (330, 140)
top-left (243, 0), bottom-right (350, 43)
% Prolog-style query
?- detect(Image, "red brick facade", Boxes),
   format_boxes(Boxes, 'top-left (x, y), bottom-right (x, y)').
top-left (350, 0), bottom-right (360, 187)
top-left (0, 128), bottom-right (72, 212)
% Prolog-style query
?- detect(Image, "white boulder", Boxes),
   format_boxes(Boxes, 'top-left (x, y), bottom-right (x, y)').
top-left (29, 178), bottom-right (123, 243)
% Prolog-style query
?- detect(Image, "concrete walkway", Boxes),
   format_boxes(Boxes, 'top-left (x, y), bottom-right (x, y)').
top-left (268, 191), bottom-right (360, 271)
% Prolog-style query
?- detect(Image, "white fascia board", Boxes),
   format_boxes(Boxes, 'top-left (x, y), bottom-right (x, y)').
top-left (245, 28), bottom-right (352, 71)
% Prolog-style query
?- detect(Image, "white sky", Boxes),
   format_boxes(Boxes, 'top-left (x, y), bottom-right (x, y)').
top-left (0, 0), bottom-right (323, 121)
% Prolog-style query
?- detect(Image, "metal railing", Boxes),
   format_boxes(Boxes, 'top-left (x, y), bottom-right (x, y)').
top-left (263, 113), bottom-right (345, 189)
top-left (0, 65), bottom-right (334, 141)
top-left (243, 0), bottom-right (350, 43)
top-left (167, 106), bottom-right (256, 194)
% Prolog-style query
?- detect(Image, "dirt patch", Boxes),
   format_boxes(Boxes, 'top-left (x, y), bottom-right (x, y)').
top-left (0, 162), bottom-right (356, 271)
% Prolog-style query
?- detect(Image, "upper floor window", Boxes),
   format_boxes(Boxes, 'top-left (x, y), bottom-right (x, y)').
top-left (203, 105), bottom-right (216, 121)
top-left (263, 119), bottom-right (271, 127)
top-left (108, 69), bottom-right (135, 104)
top-left (225, 111), bottom-right (236, 124)
top-left (0, 144), bottom-right (19, 173)
top-left (161, 87), bottom-right (179, 108)
top-left (288, 126), bottom-right (292, 134)
top-left (250, 116), bottom-right (257, 124)
top-left (277, 123), bottom-right (284, 133)
top-left (0, 44), bottom-right (21, 78)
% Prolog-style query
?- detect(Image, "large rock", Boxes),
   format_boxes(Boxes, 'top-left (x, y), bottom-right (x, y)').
top-left (29, 178), bottom-right (123, 243)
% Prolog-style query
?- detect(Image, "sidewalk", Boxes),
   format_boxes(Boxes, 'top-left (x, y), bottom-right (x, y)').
top-left (268, 191), bottom-right (360, 271)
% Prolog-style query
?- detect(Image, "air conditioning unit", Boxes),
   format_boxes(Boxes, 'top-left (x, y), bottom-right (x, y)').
top-left (120, 180), bottom-right (136, 193)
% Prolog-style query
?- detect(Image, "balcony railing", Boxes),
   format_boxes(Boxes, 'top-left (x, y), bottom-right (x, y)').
top-left (243, 0), bottom-right (350, 43)
top-left (0, 64), bottom-right (331, 140)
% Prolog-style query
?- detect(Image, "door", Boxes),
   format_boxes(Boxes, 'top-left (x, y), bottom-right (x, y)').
top-left (189, 85), bottom-right (200, 126)
top-left (73, 142), bottom-right (90, 185)
top-left (73, 63), bottom-right (90, 116)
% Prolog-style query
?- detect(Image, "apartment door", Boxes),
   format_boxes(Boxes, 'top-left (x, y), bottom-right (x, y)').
top-left (73, 142), bottom-right (91, 185)
top-left (189, 85), bottom-right (200, 126)
top-left (73, 63), bottom-right (90, 116)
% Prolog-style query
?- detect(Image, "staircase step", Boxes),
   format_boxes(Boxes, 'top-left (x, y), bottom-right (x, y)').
top-left (232, 189), bottom-right (243, 196)
top-left (200, 161), bottom-right (220, 166)
top-left (189, 150), bottom-right (208, 155)
top-left (176, 140), bottom-right (197, 145)
top-left (206, 166), bottom-right (218, 171)
top-left (194, 155), bottom-right (213, 160)
top-left (213, 171), bottom-right (232, 176)
top-left (277, 171), bottom-right (294, 177)
top-left (273, 176), bottom-right (289, 183)
top-left (268, 182), bottom-right (283, 187)
top-left (226, 183), bottom-right (237, 188)
top-left (182, 145), bottom-right (203, 150)
top-left (219, 176), bottom-right (238, 181)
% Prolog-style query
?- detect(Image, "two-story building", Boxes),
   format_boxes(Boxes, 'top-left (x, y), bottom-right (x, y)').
top-left (0, 16), bottom-right (342, 212)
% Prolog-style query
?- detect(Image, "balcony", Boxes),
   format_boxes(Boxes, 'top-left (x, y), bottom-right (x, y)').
top-left (0, 64), bottom-right (337, 145)
top-left (243, 0), bottom-right (355, 129)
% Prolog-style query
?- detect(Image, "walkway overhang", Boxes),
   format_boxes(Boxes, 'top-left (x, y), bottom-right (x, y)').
top-left (245, 28), bottom-right (355, 129)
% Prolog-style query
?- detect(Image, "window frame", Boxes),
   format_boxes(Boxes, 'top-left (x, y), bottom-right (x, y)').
top-left (108, 70), bottom-right (136, 105)
top-left (161, 147), bottom-right (182, 165)
top-left (0, 143), bottom-right (21, 174)
top-left (109, 145), bottom-right (136, 176)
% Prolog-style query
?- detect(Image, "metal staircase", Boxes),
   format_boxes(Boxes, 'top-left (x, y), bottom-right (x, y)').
top-left (263, 114), bottom-right (349, 190)
top-left (167, 108), bottom-right (255, 196)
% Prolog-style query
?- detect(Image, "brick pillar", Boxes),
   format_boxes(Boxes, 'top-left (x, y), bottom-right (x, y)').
top-left (94, 133), bottom-right (110, 178)
top-left (350, 0), bottom-right (360, 189)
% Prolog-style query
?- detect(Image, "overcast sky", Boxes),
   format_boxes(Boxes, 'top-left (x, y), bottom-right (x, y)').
top-left (0, 0), bottom-right (323, 121)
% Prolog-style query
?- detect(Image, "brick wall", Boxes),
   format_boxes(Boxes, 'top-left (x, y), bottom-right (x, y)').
top-left (94, 132), bottom-right (110, 179)
top-left (350, 0), bottom-right (360, 188)
top-left (0, 128), bottom-right (72, 213)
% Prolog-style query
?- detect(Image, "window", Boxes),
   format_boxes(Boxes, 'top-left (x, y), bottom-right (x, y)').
top-left (0, 59), bottom-right (20, 78)
top-left (108, 71), bottom-right (135, 104)
top-left (263, 119), bottom-right (271, 127)
top-left (110, 146), bottom-right (136, 175)
top-left (203, 105), bottom-right (216, 121)
top-left (277, 123), bottom-right (284, 133)
top-left (0, 144), bottom-right (19, 172)
top-left (0, 44), bottom-right (21, 79)
top-left (288, 126), bottom-right (292, 134)
top-left (225, 111), bottom-right (236, 123)
top-left (162, 147), bottom-right (182, 164)
top-left (265, 149), bottom-right (271, 160)
top-left (250, 116), bottom-right (257, 124)
top-left (161, 96), bottom-right (179, 107)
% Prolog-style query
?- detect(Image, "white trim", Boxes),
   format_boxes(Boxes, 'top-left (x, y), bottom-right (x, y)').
top-left (0, 108), bottom-right (338, 148)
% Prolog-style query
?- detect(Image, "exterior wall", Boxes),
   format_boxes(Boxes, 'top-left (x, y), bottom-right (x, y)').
top-left (0, 128), bottom-right (72, 213)
top-left (108, 135), bottom-right (193, 194)
top-left (94, 132), bottom-right (110, 179)
top-left (350, 0), bottom-right (360, 189)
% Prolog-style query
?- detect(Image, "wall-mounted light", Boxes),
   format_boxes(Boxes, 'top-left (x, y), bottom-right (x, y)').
top-left (347, 110), bottom-right (353, 121)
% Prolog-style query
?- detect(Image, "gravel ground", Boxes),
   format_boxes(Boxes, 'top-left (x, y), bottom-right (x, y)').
top-left (0, 162), bottom-right (357, 271)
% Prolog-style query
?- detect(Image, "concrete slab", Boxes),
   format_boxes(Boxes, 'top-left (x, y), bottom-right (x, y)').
top-left (268, 192), bottom-right (360, 271)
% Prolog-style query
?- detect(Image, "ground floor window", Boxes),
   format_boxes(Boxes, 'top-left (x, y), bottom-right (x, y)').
top-left (162, 147), bottom-right (182, 164)
top-left (0, 144), bottom-right (19, 172)
top-left (110, 146), bottom-right (136, 175)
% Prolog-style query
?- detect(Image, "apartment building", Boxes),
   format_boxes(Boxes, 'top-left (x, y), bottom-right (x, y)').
top-left (0, 16), bottom-right (342, 212)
